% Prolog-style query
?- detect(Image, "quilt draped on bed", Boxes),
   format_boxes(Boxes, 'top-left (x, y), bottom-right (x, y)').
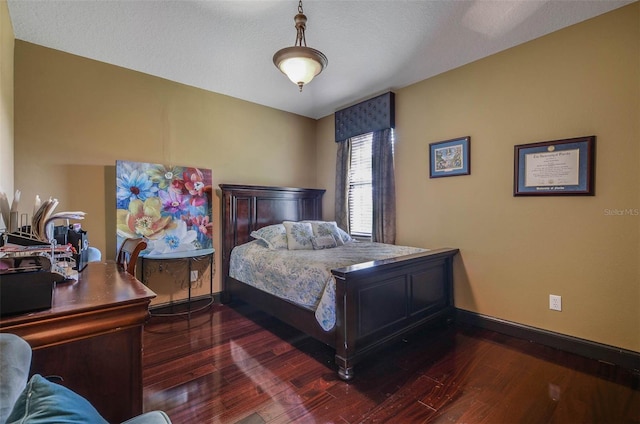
top-left (229, 241), bottom-right (427, 331)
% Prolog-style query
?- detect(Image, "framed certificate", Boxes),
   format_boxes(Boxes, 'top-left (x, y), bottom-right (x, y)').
top-left (514, 136), bottom-right (595, 196)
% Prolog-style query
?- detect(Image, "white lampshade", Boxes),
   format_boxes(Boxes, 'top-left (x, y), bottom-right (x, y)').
top-left (273, 46), bottom-right (327, 91)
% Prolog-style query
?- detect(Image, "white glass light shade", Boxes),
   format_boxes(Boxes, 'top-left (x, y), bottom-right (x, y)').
top-left (280, 56), bottom-right (321, 85)
top-left (273, 46), bottom-right (328, 90)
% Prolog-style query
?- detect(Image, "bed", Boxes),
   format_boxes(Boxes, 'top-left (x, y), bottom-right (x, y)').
top-left (220, 184), bottom-right (459, 380)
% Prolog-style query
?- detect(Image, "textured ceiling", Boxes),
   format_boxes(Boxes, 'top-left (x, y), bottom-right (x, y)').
top-left (7, 0), bottom-right (634, 119)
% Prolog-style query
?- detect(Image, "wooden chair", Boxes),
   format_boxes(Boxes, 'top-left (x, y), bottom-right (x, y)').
top-left (116, 237), bottom-right (147, 276)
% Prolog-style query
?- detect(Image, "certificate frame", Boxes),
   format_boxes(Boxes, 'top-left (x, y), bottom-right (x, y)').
top-left (429, 136), bottom-right (470, 178)
top-left (514, 135), bottom-right (595, 196)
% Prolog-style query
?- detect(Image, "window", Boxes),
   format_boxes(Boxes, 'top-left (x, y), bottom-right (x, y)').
top-left (346, 130), bottom-right (396, 239)
top-left (348, 133), bottom-right (373, 237)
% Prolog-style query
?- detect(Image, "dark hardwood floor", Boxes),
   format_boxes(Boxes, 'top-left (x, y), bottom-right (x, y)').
top-left (142, 302), bottom-right (639, 424)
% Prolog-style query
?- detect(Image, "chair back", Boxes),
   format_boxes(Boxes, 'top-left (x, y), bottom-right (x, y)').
top-left (116, 237), bottom-right (147, 276)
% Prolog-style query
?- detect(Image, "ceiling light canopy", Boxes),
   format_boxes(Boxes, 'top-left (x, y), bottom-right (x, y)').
top-left (273, 0), bottom-right (328, 92)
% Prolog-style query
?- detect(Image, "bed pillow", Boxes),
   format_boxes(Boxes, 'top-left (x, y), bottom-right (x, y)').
top-left (6, 374), bottom-right (108, 424)
top-left (283, 221), bottom-right (314, 250)
top-left (335, 226), bottom-right (353, 244)
top-left (304, 220), bottom-right (351, 245)
top-left (250, 224), bottom-right (288, 250)
top-left (311, 235), bottom-right (338, 250)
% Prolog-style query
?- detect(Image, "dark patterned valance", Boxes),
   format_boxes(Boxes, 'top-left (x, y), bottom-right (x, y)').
top-left (335, 92), bottom-right (395, 142)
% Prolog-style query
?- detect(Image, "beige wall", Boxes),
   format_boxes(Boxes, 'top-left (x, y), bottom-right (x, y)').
top-left (14, 42), bottom-right (317, 293)
top-left (11, 3), bottom-right (639, 351)
top-left (0, 0), bottom-right (14, 225)
top-left (318, 3), bottom-right (639, 352)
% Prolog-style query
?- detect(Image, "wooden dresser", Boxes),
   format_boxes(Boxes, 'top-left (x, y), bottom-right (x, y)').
top-left (0, 262), bottom-right (156, 423)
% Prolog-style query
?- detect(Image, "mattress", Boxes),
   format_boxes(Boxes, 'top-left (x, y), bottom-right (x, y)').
top-left (229, 240), bottom-right (427, 331)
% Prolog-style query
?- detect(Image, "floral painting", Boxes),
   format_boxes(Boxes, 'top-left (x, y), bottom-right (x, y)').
top-left (116, 160), bottom-right (213, 256)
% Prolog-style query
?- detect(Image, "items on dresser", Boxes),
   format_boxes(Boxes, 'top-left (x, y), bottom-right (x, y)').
top-left (0, 244), bottom-right (75, 317)
top-left (53, 225), bottom-right (89, 271)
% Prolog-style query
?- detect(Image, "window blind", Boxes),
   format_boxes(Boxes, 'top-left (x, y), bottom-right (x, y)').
top-left (348, 133), bottom-right (373, 237)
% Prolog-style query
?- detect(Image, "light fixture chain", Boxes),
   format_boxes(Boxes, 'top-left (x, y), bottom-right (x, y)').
top-left (294, 0), bottom-right (307, 48)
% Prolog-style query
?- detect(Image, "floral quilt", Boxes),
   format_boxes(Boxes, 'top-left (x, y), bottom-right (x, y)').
top-left (229, 240), bottom-right (427, 331)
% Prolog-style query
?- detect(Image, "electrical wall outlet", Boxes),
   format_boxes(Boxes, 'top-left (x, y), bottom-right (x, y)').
top-left (190, 270), bottom-right (198, 282)
top-left (549, 294), bottom-right (562, 311)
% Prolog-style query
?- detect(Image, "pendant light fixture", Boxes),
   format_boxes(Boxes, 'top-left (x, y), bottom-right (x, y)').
top-left (273, 0), bottom-right (328, 92)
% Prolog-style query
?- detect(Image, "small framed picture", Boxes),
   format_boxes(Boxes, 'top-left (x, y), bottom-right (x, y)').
top-left (513, 135), bottom-right (595, 196)
top-left (429, 136), bottom-right (470, 178)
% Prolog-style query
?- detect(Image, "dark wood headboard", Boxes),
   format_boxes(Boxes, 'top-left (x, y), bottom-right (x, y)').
top-left (219, 184), bottom-right (326, 288)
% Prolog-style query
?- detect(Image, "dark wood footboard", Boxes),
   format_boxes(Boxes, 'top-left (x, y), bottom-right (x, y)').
top-left (332, 247), bottom-right (458, 379)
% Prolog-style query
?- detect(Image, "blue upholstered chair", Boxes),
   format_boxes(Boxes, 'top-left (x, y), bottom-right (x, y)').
top-left (0, 333), bottom-right (171, 424)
